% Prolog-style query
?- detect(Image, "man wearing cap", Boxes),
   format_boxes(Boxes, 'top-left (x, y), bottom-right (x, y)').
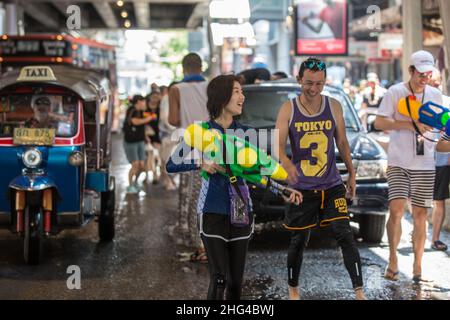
top-left (374, 50), bottom-right (443, 283)
top-left (27, 96), bottom-right (57, 129)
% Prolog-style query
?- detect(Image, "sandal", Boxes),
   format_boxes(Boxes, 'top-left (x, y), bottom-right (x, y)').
top-left (412, 274), bottom-right (434, 284)
top-left (190, 249), bottom-right (208, 264)
top-left (384, 267), bottom-right (399, 281)
top-left (431, 240), bottom-right (448, 251)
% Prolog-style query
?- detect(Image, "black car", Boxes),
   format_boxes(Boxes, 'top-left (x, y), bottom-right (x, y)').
top-left (237, 80), bottom-right (389, 243)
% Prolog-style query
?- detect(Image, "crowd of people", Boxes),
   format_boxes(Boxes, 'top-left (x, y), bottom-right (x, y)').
top-left (119, 49), bottom-right (449, 301)
top-left (122, 83), bottom-right (179, 193)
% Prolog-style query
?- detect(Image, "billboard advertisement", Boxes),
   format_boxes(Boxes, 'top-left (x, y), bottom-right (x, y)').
top-left (295, 0), bottom-right (348, 56)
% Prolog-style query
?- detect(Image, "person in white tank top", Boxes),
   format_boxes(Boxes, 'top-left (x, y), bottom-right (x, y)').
top-left (168, 53), bottom-right (209, 260)
top-left (168, 53), bottom-right (209, 128)
top-left (175, 82), bottom-right (209, 129)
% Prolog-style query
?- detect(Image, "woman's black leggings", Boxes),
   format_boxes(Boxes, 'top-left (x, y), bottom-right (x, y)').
top-left (287, 219), bottom-right (363, 289)
top-left (201, 234), bottom-right (250, 300)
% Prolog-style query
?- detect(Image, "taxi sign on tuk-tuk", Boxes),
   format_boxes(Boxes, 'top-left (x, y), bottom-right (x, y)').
top-left (13, 128), bottom-right (56, 145)
top-left (16, 66), bottom-right (57, 82)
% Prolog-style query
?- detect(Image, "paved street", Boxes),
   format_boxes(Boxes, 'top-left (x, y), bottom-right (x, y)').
top-left (0, 134), bottom-right (449, 300)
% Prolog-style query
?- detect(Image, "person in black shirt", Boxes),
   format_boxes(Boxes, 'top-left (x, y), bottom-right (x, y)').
top-left (123, 95), bottom-right (153, 193)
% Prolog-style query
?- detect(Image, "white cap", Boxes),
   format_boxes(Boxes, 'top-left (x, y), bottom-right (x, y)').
top-left (410, 50), bottom-right (437, 73)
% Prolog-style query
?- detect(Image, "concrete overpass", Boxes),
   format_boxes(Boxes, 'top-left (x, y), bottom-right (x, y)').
top-left (4, 0), bottom-right (209, 32)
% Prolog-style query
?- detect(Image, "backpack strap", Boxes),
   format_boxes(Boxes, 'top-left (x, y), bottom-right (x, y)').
top-left (405, 97), bottom-right (437, 143)
top-left (222, 139), bottom-right (247, 206)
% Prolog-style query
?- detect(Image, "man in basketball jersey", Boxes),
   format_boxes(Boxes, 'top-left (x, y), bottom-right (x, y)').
top-left (275, 57), bottom-right (365, 300)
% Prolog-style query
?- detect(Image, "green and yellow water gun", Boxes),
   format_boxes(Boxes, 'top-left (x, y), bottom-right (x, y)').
top-left (184, 122), bottom-right (292, 197)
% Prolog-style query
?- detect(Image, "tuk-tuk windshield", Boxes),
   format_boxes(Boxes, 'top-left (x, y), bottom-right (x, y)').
top-left (0, 94), bottom-right (78, 138)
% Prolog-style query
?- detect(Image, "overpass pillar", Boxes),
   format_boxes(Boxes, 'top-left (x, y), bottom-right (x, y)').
top-left (1, 2), bottom-right (24, 35)
top-left (402, 0), bottom-right (423, 82)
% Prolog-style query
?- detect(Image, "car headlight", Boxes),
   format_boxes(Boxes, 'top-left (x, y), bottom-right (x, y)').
top-left (356, 160), bottom-right (387, 180)
top-left (68, 151), bottom-right (85, 166)
top-left (22, 148), bottom-right (42, 168)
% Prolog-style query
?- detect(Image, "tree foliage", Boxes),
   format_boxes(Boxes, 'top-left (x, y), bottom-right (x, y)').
top-left (159, 31), bottom-right (189, 79)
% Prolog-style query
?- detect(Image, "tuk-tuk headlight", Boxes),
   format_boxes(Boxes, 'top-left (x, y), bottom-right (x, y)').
top-left (22, 148), bottom-right (42, 168)
top-left (68, 151), bottom-right (84, 166)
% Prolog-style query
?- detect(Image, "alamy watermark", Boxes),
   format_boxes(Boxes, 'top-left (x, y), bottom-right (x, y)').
top-left (366, 5), bottom-right (382, 31)
top-left (66, 5), bottom-right (81, 30)
top-left (170, 125), bottom-right (281, 176)
top-left (66, 265), bottom-right (81, 290)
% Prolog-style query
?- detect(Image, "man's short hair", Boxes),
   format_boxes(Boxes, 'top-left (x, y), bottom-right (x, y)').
top-left (237, 68), bottom-right (271, 84)
top-left (273, 71), bottom-right (288, 79)
top-left (182, 53), bottom-right (202, 71)
top-left (298, 57), bottom-right (327, 79)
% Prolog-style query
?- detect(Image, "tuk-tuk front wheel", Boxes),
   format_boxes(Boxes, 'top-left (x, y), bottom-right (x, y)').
top-left (99, 177), bottom-right (115, 241)
top-left (23, 205), bottom-right (44, 265)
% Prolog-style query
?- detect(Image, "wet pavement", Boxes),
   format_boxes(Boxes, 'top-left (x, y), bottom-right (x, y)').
top-left (0, 134), bottom-right (449, 300)
top-left (245, 223), bottom-right (450, 300)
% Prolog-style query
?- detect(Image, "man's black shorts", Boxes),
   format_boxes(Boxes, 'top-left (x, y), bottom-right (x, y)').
top-left (434, 166), bottom-right (450, 201)
top-left (283, 184), bottom-right (350, 230)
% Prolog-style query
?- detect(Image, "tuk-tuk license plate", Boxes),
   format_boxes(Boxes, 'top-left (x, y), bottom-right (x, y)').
top-left (13, 128), bottom-right (56, 145)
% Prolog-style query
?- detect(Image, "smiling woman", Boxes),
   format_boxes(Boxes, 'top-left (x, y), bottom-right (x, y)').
top-left (206, 75), bottom-right (244, 119)
top-left (166, 74), bottom-right (301, 300)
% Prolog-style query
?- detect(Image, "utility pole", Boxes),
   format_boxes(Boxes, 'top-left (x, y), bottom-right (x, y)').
top-left (276, 0), bottom-right (291, 74)
top-left (402, 0), bottom-right (423, 81)
top-left (438, 0), bottom-right (450, 94)
top-left (206, 16), bottom-right (221, 77)
top-left (2, 1), bottom-right (24, 35)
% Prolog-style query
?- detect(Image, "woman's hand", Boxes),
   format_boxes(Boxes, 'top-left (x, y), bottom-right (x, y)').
top-left (282, 188), bottom-right (303, 205)
top-left (200, 159), bottom-right (226, 175)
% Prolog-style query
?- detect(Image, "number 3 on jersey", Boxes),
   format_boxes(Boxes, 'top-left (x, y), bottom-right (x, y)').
top-left (300, 131), bottom-right (328, 177)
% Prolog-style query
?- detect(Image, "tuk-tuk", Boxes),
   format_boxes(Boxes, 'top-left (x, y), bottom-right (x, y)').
top-left (0, 65), bottom-right (116, 264)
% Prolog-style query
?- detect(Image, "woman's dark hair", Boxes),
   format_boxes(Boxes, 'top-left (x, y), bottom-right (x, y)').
top-left (207, 75), bottom-right (242, 120)
top-left (131, 94), bottom-right (145, 106)
top-left (145, 91), bottom-right (161, 109)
